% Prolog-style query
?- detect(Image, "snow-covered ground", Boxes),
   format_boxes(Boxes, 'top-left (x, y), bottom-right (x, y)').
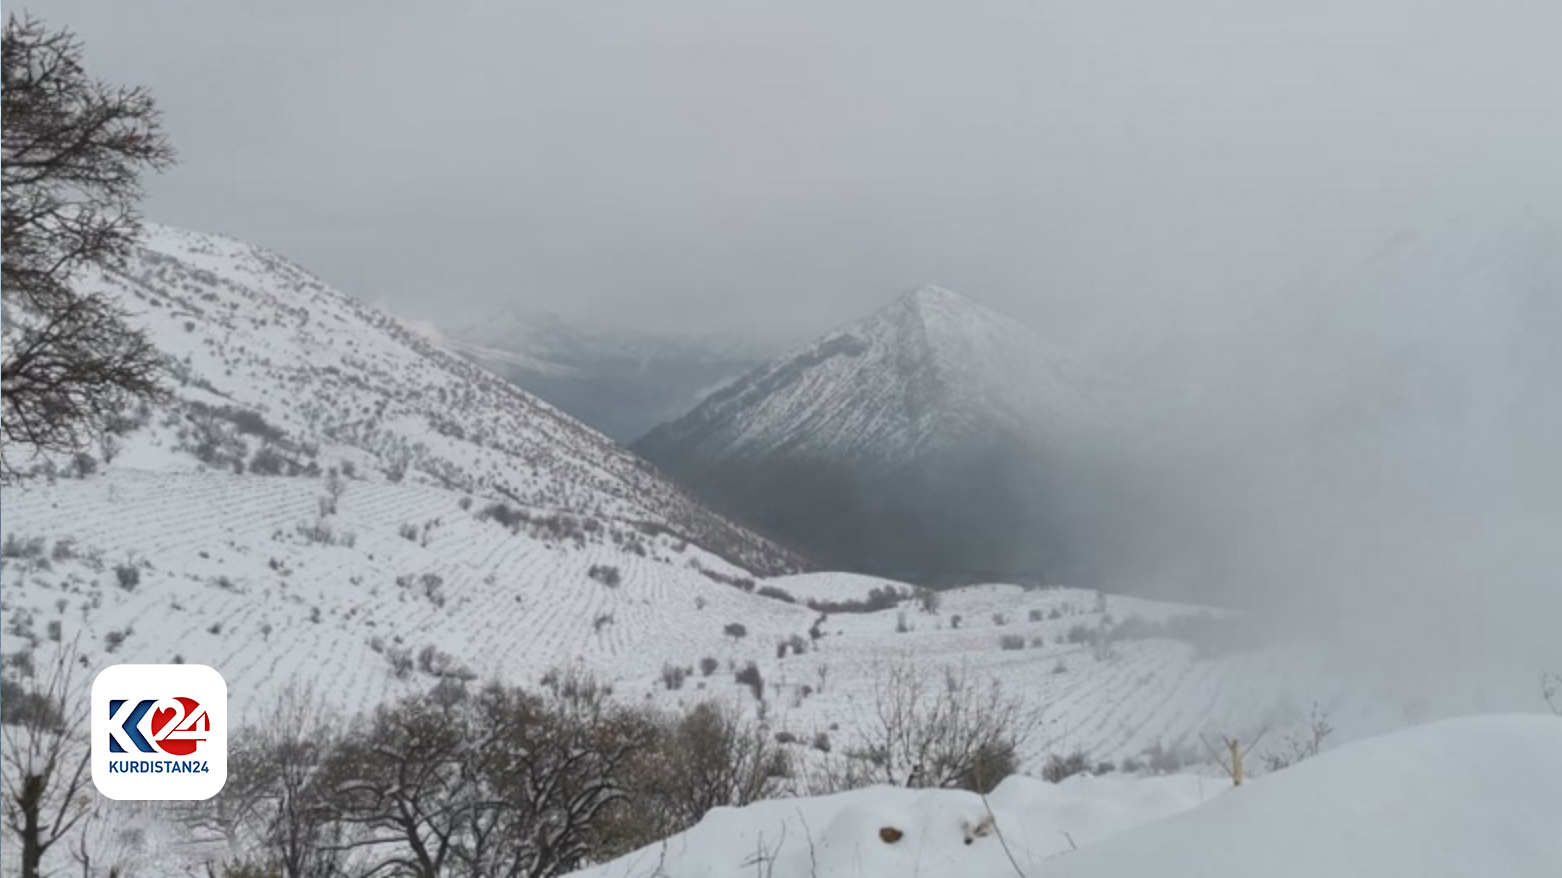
top-left (569, 714), bottom-right (1562, 878)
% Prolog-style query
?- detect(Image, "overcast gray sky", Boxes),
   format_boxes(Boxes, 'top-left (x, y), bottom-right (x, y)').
top-left (18, 0), bottom-right (1562, 346)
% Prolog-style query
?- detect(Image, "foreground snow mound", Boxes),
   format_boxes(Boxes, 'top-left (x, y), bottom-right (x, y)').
top-left (569, 714), bottom-right (1562, 878)
top-left (569, 774), bottom-right (1215, 878)
top-left (1045, 714), bottom-right (1562, 878)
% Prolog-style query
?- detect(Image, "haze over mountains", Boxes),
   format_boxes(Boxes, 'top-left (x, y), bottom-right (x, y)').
top-left (634, 285), bottom-right (1108, 584)
top-left (436, 307), bottom-right (775, 443)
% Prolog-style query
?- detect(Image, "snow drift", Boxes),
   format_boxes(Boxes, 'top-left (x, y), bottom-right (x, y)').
top-left (568, 714), bottom-right (1562, 878)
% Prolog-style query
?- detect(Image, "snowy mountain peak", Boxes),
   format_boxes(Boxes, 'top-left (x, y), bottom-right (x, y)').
top-left (895, 283), bottom-right (977, 313)
top-left (633, 286), bottom-right (1094, 581)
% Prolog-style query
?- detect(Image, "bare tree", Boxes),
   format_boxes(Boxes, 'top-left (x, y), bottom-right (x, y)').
top-left (1544, 672), bottom-right (1560, 717)
top-left (1, 643), bottom-right (93, 878)
top-left (1, 14), bottom-right (173, 482)
top-left (322, 693), bottom-right (471, 878)
top-left (179, 681), bottom-right (343, 878)
top-left (601, 700), bottom-right (787, 854)
top-left (819, 662), bottom-right (1037, 793)
top-left (323, 679), bottom-right (654, 878)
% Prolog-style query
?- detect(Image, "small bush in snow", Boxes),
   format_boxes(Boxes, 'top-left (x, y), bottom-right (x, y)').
top-left (755, 585), bottom-right (796, 604)
top-left (723, 622), bottom-right (747, 642)
top-left (999, 634), bottom-right (1026, 651)
top-left (1042, 750), bottom-right (1091, 783)
top-left (115, 564), bottom-right (140, 591)
top-left (1262, 702), bottom-right (1335, 773)
top-left (699, 656), bottom-right (719, 677)
top-left (249, 445), bottom-right (287, 476)
top-left (384, 646), bottom-right (414, 680)
top-left (2, 535), bottom-right (45, 559)
top-left (417, 644), bottom-right (476, 681)
top-left (734, 662), bottom-right (764, 701)
top-left (806, 586), bottom-right (901, 614)
top-left (588, 564), bottom-right (622, 588)
top-left (662, 664), bottom-right (688, 690)
top-left (916, 589), bottom-right (941, 613)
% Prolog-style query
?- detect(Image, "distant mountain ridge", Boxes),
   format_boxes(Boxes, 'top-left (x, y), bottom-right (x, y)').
top-left (635, 285), bottom-right (1100, 584)
top-left (436, 305), bottom-right (773, 443)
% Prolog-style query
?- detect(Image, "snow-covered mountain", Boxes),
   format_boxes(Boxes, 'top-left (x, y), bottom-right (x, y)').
top-left (436, 305), bottom-right (772, 443)
top-left (634, 285), bottom-right (1102, 584)
top-left (10, 225), bottom-right (801, 576)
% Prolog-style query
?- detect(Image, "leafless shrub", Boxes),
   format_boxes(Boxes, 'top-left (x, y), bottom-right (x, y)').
top-left (1, 641), bottom-right (94, 878)
top-left (1042, 750), bottom-right (1090, 783)
top-left (601, 700), bottom-right (789, 859)
top-left (812, 662), bottom-right (1038, 793)
top-left (1262, 702), bottom-right (1334, 772)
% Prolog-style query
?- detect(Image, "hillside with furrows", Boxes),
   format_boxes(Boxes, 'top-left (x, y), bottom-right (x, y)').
top-left (14, 224), bottom-right (803, 576)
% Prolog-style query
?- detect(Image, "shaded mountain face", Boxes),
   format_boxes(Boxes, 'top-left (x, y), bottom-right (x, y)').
top-left (18, 224), bottom-right (803, 576)
top-left (634, 286), bottom-right (1098, 584)
top-left (439, 308), bottom-right (771, 443)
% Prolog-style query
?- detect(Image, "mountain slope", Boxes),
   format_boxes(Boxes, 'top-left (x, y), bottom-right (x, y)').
top-left (438, 306), bottom-right (771, 443)
top-left (18, 224), bottom-right (801, 575)
top-left (634, 286), bottom-right (1099, 583)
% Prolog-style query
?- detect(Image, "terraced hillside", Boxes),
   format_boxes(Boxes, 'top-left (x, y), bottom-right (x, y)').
top-left (13, 224), bottom-right (803, 576)
top-left (3, 473), bottom-right (1333, 765)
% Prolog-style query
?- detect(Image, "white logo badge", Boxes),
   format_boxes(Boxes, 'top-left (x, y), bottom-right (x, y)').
top-left (91, 664), bottom-right (227, 800)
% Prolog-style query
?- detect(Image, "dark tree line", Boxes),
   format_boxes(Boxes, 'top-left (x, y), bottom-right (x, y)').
top-left (1, 14), bottom-right (172, 481)
top-left (181, 677), bottom-right (792, 878)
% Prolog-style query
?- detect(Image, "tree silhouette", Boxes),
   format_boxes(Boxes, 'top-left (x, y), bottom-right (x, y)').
top-left (1, 14), bottom-right (174, 481)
